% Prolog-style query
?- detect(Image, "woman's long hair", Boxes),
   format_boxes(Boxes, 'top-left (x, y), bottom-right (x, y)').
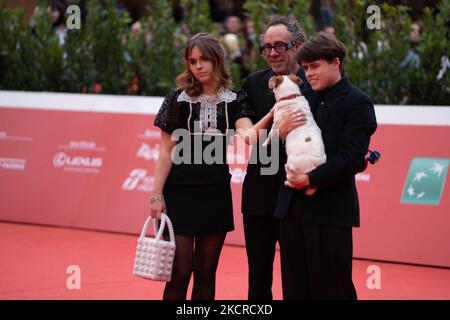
top-left (176, 33), bottom-right (232, 97)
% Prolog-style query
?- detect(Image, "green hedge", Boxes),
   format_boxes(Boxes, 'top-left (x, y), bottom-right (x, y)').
top-left (0, 0), bottom-right (448, 104)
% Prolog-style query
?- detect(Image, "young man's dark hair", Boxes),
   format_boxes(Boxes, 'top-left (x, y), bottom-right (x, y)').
top-left (298, 32), bottom-right (346, 70)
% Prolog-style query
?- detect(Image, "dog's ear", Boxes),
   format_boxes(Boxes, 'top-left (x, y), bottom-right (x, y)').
top-left (268, 76), bottom-right (278, 90)
top-left (268, 75), bottom-right (284, 90)
top-left (288, 74), bottom-right (303, 85)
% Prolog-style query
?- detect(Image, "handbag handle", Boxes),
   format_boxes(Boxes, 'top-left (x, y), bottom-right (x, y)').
top-left (140, 213), bottom-right (175, 245)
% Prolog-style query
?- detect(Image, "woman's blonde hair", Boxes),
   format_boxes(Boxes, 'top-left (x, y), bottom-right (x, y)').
top-left (176, 33), bottom-right (232, 97)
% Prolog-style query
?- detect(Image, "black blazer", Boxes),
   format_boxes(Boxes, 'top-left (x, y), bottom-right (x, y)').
top-left (286, 77), bottom-right (378, 227)
top-left (241, 68), bottom-right (310, 216)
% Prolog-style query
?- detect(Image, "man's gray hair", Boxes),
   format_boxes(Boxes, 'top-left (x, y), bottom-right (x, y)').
top-left (261, 15), bottom-right (307, 44)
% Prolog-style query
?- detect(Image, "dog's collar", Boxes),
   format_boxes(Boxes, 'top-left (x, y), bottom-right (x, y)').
top-left (278, 93), bottom-right (301, 102)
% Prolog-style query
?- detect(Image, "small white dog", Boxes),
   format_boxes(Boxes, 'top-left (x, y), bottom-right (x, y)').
top-left (263, 74), bottom-right (326, 195)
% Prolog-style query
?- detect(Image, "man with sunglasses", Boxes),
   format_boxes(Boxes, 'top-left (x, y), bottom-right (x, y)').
top-left (241, 15), bottom-right (310, 300)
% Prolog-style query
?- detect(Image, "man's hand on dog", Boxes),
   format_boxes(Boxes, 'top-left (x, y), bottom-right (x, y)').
top-left (278, 107), bottom-right (307, 139)
top-left (285, 164), bottom-right (310, 189)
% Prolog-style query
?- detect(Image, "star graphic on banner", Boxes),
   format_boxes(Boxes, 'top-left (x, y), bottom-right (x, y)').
top-left (413, 171), bottom-right (428, 182)
top-left (407, 185), bottom-right (415, 196)
top-left (417, 191), bottom-right (426, 198)
top-left (430, 163), bottom-right (444, 178)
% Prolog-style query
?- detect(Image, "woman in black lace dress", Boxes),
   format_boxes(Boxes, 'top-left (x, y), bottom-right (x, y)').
top-left (150, 33), bottom-right (274, 300)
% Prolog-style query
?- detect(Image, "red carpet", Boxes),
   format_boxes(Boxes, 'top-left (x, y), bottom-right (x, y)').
top-left (1, 222), bottom-right (449, 300)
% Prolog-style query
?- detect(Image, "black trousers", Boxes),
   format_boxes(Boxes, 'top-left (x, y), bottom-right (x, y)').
top-left (243, 214), bottom-right (281, 300)
top-left (279, 213), bottom-right (357, 300)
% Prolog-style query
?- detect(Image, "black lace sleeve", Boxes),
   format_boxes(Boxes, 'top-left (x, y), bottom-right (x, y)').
top-left (232, 90), bottom-right (256, 123)
top-left (154, 89), bottom-right (183, 133)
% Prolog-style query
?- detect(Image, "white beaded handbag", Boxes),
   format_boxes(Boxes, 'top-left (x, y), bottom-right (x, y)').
top-left (133, 213), bottom-right (176, 282)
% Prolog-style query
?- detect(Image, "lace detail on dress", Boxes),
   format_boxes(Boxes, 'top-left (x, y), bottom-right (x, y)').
top-left (154, 89), bottom-right (184, 133)
top-left (177, 88), bottom-right (237, 133)
top-left (177, 88), bottom-right (237, 104)
top-left (199, 98), bottom-right (218, 132)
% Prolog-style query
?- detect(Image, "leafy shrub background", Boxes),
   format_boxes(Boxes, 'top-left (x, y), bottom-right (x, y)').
top-left (0, 0), bottom-right (448, 105)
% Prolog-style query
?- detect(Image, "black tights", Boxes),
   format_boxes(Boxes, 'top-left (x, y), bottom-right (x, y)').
top-left (163, 233), bottom-right (226, 300)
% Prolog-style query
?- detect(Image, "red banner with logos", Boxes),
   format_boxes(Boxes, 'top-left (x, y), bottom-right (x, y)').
top-left (1, 92), bottom-right (449, 267)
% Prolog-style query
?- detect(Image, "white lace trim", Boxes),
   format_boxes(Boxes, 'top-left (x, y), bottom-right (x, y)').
top-left (177, 88), bottom-right (237, 104)
top-left (177, 88), bottom-right (236, 133)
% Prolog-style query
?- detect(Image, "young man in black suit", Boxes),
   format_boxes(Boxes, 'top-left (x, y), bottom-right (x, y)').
top-left (280, 33), bottom-right (378, 299)
top-left (241, 16), bottom-right (310, 300)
